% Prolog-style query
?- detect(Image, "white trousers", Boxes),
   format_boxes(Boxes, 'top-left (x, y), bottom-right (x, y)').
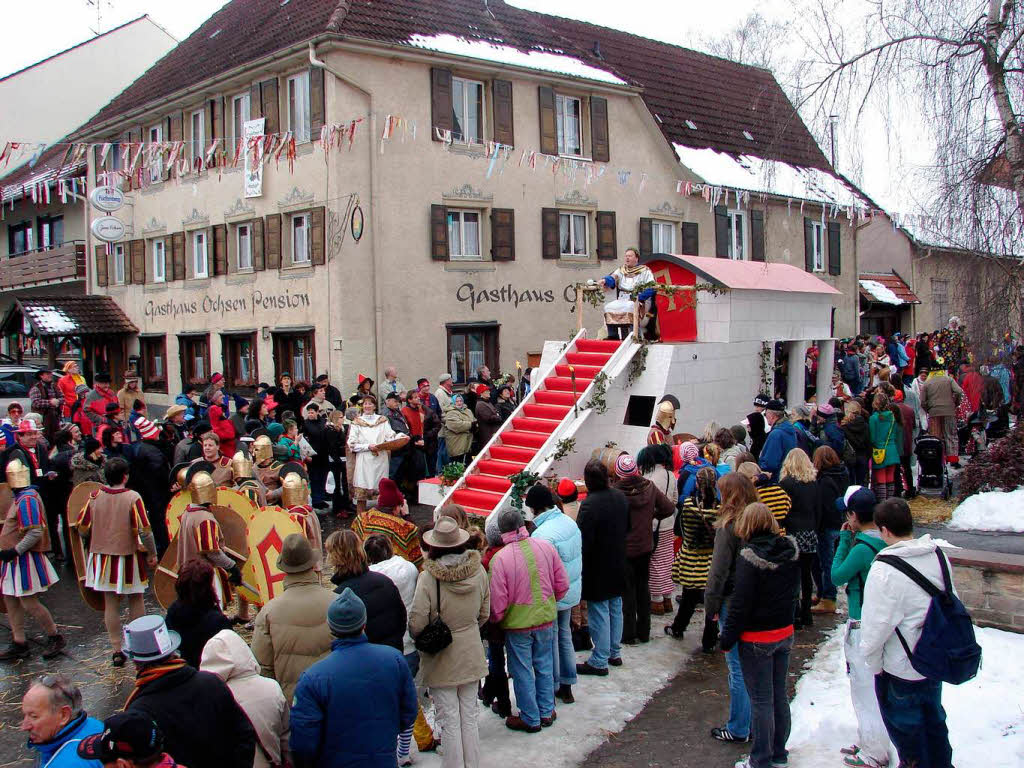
top-left (845, 622), bottom-right (893, 767)
top-left (431, 683), bottom-right (480, 768)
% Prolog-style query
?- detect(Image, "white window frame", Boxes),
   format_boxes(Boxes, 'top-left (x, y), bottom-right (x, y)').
top-left (237, 224), bottom-right (253, 271)
top-left (446, 209), bottom-right (483, 261)
top-left (811, 221), bottom-right (825, 271)
top-left (651, 221), bottom-right (677, 254)
top-left (191, 109), bottom-right (205, 163)
top-left (727, 209), bottom-right (747, 261)
top-left (451, 77), bottom-right (484, 144)
top-left (291, 213), bottom-right (310, 265)
top-left (148, 124), bottom-right (163, 183)
top-left (113, 244), bottom-right (126, 284)
top-left (555, 93), bottom-right (584, 157)
top-left (152, 239), bottom-right (166, 283)
top-left (232, 92), bottom-right (250, 144)
top-left (193, 231), bottom-right (208, 278)
top-left (559, 211), bottom-right (589, 258)
top-left (287, 72), bottom-right (311, 143)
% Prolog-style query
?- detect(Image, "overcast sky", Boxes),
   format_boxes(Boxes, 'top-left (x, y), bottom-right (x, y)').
top-left (0, 0), bottom-right (922, 212)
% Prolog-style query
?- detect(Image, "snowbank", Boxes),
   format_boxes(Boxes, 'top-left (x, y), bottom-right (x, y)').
top-left (949, 487), bottom-right (1024, 533)
top-left (788, 625), bottom-right (1024, 767)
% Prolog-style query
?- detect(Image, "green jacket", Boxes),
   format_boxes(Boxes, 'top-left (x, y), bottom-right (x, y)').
top-left (868, 410), bottom-right (902, 468)
top-left (830, 530), bottom-right (886, 620)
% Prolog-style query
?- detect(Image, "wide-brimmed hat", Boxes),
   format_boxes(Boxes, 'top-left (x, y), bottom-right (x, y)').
top-left (423, 517), bottom-right (470, 548)
top-left (164, 404), bottom-right (187, 421)
top-left (277, 533), bottom-right (316, 573)
top-left (122, 614), bottom-right (181, 662)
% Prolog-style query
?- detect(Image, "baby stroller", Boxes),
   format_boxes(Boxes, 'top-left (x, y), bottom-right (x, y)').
top-left (915, 435), bottom-right (952, 500)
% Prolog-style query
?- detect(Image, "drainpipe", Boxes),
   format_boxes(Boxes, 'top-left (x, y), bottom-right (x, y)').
top-left (309, 43), bottom-right (383, 382)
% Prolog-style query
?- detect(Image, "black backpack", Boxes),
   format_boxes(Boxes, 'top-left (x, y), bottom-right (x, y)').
top-left (875, 551), bottom-right (982, 685)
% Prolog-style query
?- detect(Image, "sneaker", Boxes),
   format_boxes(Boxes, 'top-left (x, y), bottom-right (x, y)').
top-left (608, 657), bottom-right (622, 667)
top-left (555, 684), bottom-right (575, 704)
top-left (576, 662), bottom-right (609, 677)
top-left (840, 745), bottom-right (860, 756)
top-left (42, 634), bottom-right (66, 660)
top-left (111, 651), bottom-right (127, 668)
top-left (397, 756), bottom-right (413, 767)
top-left (843, 755), bottom-right (888, 767)
top-left (0, 641), bottom-right (30, 661)
top-left (504, 715), bottom-right (541, 733)
top-left (540, 711), bottom-right (557, 728)
top-left (811, 599), bottom-right (837, 614)
top-left (711, 727), bottom-right (750, 743)
top-left (490, 700), bottom-right (512, 718)
top-left (772, 760), bottom-right (789, 767)
top-left (735, 760), bottom-right (752, 768)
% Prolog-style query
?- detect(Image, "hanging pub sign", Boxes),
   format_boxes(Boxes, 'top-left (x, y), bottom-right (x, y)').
top-left (89, 185), bottom-right (124, 212)
top-left (90, 215), bottom-right (126, 243)
top-left (351, 204), bottom-right (364, 242)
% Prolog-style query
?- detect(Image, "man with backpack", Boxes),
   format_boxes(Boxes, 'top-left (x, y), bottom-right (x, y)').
top-left (861, 497), bottom-right (981, 768)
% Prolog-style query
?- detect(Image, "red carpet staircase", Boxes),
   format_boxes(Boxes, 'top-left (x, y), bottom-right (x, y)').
top-left (442, 337), bottom-right (624, 518)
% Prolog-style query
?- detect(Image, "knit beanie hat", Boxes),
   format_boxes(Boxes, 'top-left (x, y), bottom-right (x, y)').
top-left (134, 417), bottom-right (160, 440)
top-left (524, 483), bottom-right (555, 512)
top-left (680, 441), bottom-right (699, 462)
top-left (267, 423), bottom-right (285, 441)
top-left (327, 588), bottom-right (367, 635)
top-left (556, 477), bottom-right (578, 502)
top-left (614, 454), bottom-right (639, 478)
top-left (377, 477), bottom-right (404, 509)
top-left (816, 402), bottom-right (835, 417)
top-left (496, 507), bottom-right (524, 534)
top-left (83, 436), bottom-right (101, 455)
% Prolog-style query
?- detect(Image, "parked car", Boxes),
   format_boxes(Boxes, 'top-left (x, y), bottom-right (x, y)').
top-left (0, 365), bottom-right (63, 416)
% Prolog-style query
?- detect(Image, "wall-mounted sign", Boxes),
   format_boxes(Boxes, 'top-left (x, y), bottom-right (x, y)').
top-left (90, 216), bottom-right (126, 243)
top-left (89, 186), bottom-right (124, 212)
top-left (243, 118), bottom-right (266, 199)
top-left (351, 204), bottom-right (364, 242)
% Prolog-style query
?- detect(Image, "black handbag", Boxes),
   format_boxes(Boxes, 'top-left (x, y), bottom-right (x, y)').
top-left (414, 578), bottom-right (453, 654)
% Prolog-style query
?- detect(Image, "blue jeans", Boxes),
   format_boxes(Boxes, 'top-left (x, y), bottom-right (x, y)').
top-left (875, 672), bottom-right (952, 768)
top-left (505, 626), bottom-right (555, 727)
top-left (551, 608), bottom-right (578, 687)
top-left (738, 636), bottom-right (793, 768)
top-left (720, 600), bottom-right (751, 737)
top-left (435, 439), bottom-right (449, 475)
top-left (814, 529), bottom-right (840, 601)
top-left (404, 651), bottom-right (420, 678)
top-left (586, 597), bottom-right (622, 670)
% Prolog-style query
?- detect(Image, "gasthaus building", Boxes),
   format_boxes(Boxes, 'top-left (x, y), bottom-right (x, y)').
top-left (67, 0), bottom-right (868, 406)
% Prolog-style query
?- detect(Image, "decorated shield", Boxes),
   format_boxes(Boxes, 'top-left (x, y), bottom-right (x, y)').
top-left (66, 481), bottom-right (105, 612)
top-left (242, 506), bottom-right (305, 606)
top-left (166, 486), bottom-right (258, 543)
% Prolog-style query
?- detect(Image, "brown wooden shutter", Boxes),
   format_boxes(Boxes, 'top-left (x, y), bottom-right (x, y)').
top-left (130, 239), bottom-right (146, 284)
top-left (171, 232), bottom-right (186, 281)
top-left (265, 214), bottom-right (281, 269)
top-left (491, 208), bottom-right (515, 261)
top-left (590, 96), bottom-right (610, 163)
top-left (94, 244), bottom-right (108, 287)
top-left (430, 204), bottom-right (449, 260)
top-left (250, 83), bottom-right (262, 119)
top-left (311, 206), bottom-right (326, 266)
top-left (597, 211), bottom-right (617, 260)
top-left (252, 218), bottom-right (265, 270)
top-left (751, 210), bottom-right (765, 262)
top-left (213, 224), bottom-right (228, 276)
top-left (310, 66), bottom-right (326, 138)
top-left (538, 87), bottom-right (557, 155)
top-left (638, 217), bottom-right (653, 256)
top-left (430, 68), bottom-right (453, 141)
top-left (210, 98), bottom-right (224, 167)
top-left (204, 102), bottom-right (214, 167)
top-left (827, 221), bottom-right (841, 276)
top-left (261, 78), bottom-right (279, 134)
top-left (804, 217), bottom-right (814, 272)
top-left (541, 208), bottom-right (559, 259)
top-left (125, 128), bottom-right (140, 190)
top-left (168, 112), bottom-right (183, 178)
top-left (493, 79), bottom-right (514, 146)
top-left (682, 222), bottom-right (699, 255)
top-left (714, 206), bottom-right (730, 258)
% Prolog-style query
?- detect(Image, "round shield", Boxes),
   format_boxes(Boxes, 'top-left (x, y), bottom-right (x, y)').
top-left (242, 506), bottom-right (305, 606)
top-left (66, 481), bottom-right (104, 612)
top-left (164, 490), bottom-right (192, 543)
top-left (166, 487), bottom-right (258, 543)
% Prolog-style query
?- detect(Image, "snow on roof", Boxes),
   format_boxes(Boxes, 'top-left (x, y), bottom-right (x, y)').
top-left (859, 279), bottom-right (903, 305)
top-left (28, 306), bottom-right (77, 334)
top-left (673, 144), bottom-right (869, 208)
top-left (665, 254), bottom-right (842, 295)
top-left (407, 34), bottom-right (628, 85)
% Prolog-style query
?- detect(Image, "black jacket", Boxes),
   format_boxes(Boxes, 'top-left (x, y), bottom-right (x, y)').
top-left (126, 663), bottom-right (256, 768)
top-left (164, 600), bottom-right (233, 668)
top-left (817, 464), bottom-right (850, 530)
top-left (842, 415), bottom-right (871, 458)
top-left (130, 439), bottom-right (172, 552)
top-left (720, 534), bottom-right (800, 650)
top-left (323, 384), bottom-right (343, 408)
top-left (779, 477), bottom-right (820, 535)
top-left (332, 569), bottom-right (407, 652)
top-left (747, 411), bottom-right (768, 459)
top-left (302, 416), bottom-right (330, 467)
top-left (576, 487), bottom-right (630, 601)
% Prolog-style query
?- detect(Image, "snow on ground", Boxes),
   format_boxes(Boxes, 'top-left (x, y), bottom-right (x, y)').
top-left (858, 279), bottom-right (904, 305)
top-left (413, 611), bottom-right (690, 768)
top-left (949, 488), bottom-right (1024, 533)
top-left (787, 625), bottom-right (1024, 768)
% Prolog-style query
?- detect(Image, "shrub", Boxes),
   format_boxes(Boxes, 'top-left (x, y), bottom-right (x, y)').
top-left (957, 421), bottom-right (1024, 500)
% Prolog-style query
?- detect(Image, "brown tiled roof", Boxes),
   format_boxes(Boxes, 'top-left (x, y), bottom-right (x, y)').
top-left (17, 296), bottom-right (138, 336)
top-left (859, 272), bottom-right (921, 305)
top-left (0, 143), bottom-right (87, 202)
top-left (85, 0), bottom-right (830, 171)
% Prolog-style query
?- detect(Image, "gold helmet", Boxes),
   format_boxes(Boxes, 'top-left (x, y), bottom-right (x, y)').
top-left (186, 463), bottom-right (217, 505)
top-left (253, 435), bottom-right (273, 463)
top-left (655, 401), bottom-right (676, 430)
top-left (232, 450), bottom-right (254, 481)
top-left (5, 458), bottom-right (29, 489)
top-left (281, 471), bottom-right (309, 508)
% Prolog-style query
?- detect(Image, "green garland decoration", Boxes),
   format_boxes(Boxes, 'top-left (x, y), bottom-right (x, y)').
top-left (507, 469), bottom-right (542, 509)
top-left (568, 283), bottom-right (606, 313)
top-left (546, 437), bottom-right (577, 463)
top-left (627, 280), bottom-right (728, 310)
top-left (584, 371), bottom-right (609, 414)
top-left (626, 341), bottom-right (649, 386)
top-left (758, 341), bottom-right (773, 397)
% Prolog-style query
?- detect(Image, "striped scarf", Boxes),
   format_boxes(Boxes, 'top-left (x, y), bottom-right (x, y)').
top-left (125, 658), bottom-right (187, 707)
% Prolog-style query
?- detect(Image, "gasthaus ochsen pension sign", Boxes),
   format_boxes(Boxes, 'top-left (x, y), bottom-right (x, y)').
top-left (89, 185), bottom-right (125, 212)
top-left (90, 216), bottom-right (126, 243)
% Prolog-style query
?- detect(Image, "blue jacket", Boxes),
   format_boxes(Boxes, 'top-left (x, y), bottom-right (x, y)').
top-left (290, 635), bottom-right (417, 768)
top-left (677, 458), bottom-right (712, 499)
top-left (174, 393), bottom-right (199, 422)
top-left (532, 506), bottom-right (583, 609)
top-left (840, 354), bottom-right (859, 384)
top-left (814, 415), bottom-right (845, 456)
top-left (758, 420), bottom-right (797, 481)
top-left (26, 712), bottom-right (103, 768)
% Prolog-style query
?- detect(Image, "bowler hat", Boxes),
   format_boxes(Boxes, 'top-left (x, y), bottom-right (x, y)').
top-left (277, 533), bottom-right (316, 573)
top-left (122, 614), bottom-right (181, 662)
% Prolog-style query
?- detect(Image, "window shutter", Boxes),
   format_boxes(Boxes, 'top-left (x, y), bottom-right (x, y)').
top-left (210, 98), bottom-right (224, 167)
top-left (430, 204), bottom-right (449, 260)
top-left (204, 102), bottom-right (215, 167)
top-left (311, 206), bottom-right (326, 266)
top-left (125, 128), bottom-right (140, 190)
top-left (310, 66), bottom-right (326, 138)
top-left (751, 209), bottom-right (765, 262)
top-left (804, 217), bottom-right (814, 272)
top-left (827, 221), bottom-right (841, 275)
top-left (252, 218), bottom-right (265, 271)
top-left (682, 222), bottom-right (699, 255)
top-left (94, 245), bottom-right (108, 287)
top-left (213, 224), bottom-right (227, 276)
top-left (265, 214), bottom-right (281, 269)
top-left (538, 86), bottom-right (557, 155)
top-left (168, 112), bottom-right (183, 179)
top-left (590, 96), bottom-right (610, 163)
top-left (250, 83), bottom-right (262, 119)
top-left (430, 68), bottom-right (453, 141)
top-left (261, 78), bottom-right (279, 134)
top-left (714, 205), bottom-right (729, 258)
top-left (491, 208), bottom-right (515, 261)
top-left (638, 217), bottom-right (653, 256)
top-left (597, 211), bottom-right (617, 260)
top-left (541, 207), bottom-right (559, 259)
top-left (492, 79), bottom-right (514, 146)
top-left (130, 239), bottom-right (146, 284)
top-left (171, 232), bottom-right (186, 281)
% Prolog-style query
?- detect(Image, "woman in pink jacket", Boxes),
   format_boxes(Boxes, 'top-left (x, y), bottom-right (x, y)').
top-left (488, 507), bottom-right (569, 734)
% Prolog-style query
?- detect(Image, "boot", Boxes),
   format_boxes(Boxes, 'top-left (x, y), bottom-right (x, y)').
top-left (571, 626), bottom-right (592, 652)
top-left (0, 641), bottom-right (30, 661)
top-left (555, 684), bottom-right (575, 704)
top-left (42, 634), bottom-right (66, 660)
top-left (650, 600), bottom-right (665, 616)
top-left (662, 598), bottom-right (674, 615)
top-left (811, 599), bottom-right (837, 614)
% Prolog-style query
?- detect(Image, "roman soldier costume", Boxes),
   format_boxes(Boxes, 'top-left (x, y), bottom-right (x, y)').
top-left (281, 463), bottom-right (322, 572)
top-left (77, 486), bottom-right (156, 594)
top-left (253, 435), bottom-right (283, 504)
top-left (231, 449), bottom-right (267, 507)
top-left (191, 452), bottom-right (232, 487)
top-left (177, 462), bottom-right (236, 608)
top-left (0, 459), bottom-right (58, 597)
top-left (648, 401), bottom-right (676, 445)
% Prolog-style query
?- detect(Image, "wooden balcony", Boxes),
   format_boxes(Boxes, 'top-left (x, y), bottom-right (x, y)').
top-left (0, 241), bottom-right (86, 290)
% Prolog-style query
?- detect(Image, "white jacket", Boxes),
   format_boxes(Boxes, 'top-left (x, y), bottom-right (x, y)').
top-left (370, 554), bottom-right (419, 655)
top-left (860, 535), bottom-right (956, 681)
top-left (200, 630), bottom-right (290, 768)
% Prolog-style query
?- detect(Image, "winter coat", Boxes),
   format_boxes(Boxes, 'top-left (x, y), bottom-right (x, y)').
top-left (868, 410), bottom-right (902, 468)
top-left (615, 474), bottom-right (675, 558)
top-left (896, 402), bottom-right (916, 456)
top-left (130, 440), bottom-right (170, 535)
top-left (719, 534), bottom-right (800, 651)
top-left (830, 530), bottom-right (886, 620)
top-left (531, 506), bottom-right (583, 609)
top-left (754, 476), bottom-right (792, 528)
top-left (861, 535), bottom-right (957, 681)
top-left (302, 416), bottom-right (329, 467)
top-left (576, 487), bottom-right (630, 602)
top-left (746, 410), bottom-right (768, 459)
top-left (250, 571), bottom-right (336, 703)
top-left (25, 711), bottom-right (103, 768)
top-left (56, 373), bottom-right (85, 419)
top-left (758, 419), bottom-right (797, 481)
top-left (370, 554), bottom-right (419, 654)
top-left (644, 465), bottom-right (678, 533)
top-left (793, 420), bottom-right (822, 458)
top-left (673, 496), bottom-right (718, 589)
top-left (842, 414), bottom-right (872, 458)
top-left (677, 458), bottom-right (712, 500)
top-left (71, 451), bottom-right (105, 486)
top-left (720, 444), bottom-right (745, 471)
top-left (920, 374), bottom-right (963, 418)
top-left (200, 630), bottom-right (290, 768)
top-left (704, 521), bottom-right (741, 619)
top-left (816, 415), bottom-right (846, 456)
top-left (779, 477), bottom-right (821, 535)
top-left (961, 370), bottom-right (984, 412)
top-left (126, 664), bottom-right (256, 768)
top-left (174, 393), bottom-right (200, 422)
top-left (117, 386), bottom-right (144, 419)
top-left (474, 400), bottom-right (502, 448)
top-left (208, 405), bottom-right (236, 456)
top-left (442, 406), bottom-right (475, 456)
top-left (289, 636), bottom-right (417, 768)
top-left (816, 464), bottom-right (850, 530)
top-left (408, 550), bottom-right (489, 688)
top-left (331, 569), bottom-right (407, 652)
top-left (489, 527), bottom-right (569, 630)
top-left (840, 353), bottom-right (860, 384)
top-left (164, 600), bottom-right (233, 668)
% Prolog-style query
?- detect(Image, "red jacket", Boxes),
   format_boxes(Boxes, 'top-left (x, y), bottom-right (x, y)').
top-left (961, 371), bottom-right (984, 412)
top-left (208, 405), bottom-right (236, 456)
